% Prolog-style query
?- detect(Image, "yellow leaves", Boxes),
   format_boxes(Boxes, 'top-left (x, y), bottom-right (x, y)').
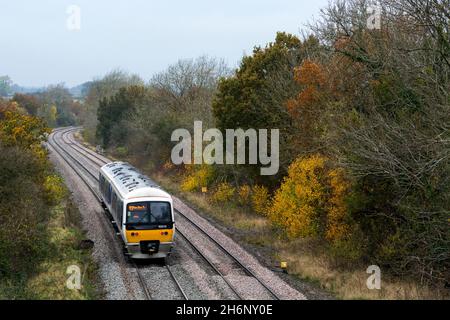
top-left (43, 175), bottom-right (67, 205)
top-left (237, 184), bottom-right (251, 205)
top-left (211, 182), bottom-right (235, 203)
top-left (10, 125), bottom-right (26, 145)
top-left (326, 168), bottom-right (351, 242)
top-left (30, 143), bottom-right (48, 165)
top-left (180, 176), bottom-right (197, 192)
top-left (0, 109), bottom-right (50, 172)
top-left (268, 155), bottom-right (354, 241)
top-left (292, 154), bottom-right (325, 199)
top-left (0, 110), bottom-right (50, 148)
top-left (180, 165), bottom-right (214, 192)
top-left (251, 185), bottom-right (270, 216)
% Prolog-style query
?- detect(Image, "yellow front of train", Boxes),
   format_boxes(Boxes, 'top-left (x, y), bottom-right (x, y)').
top-left (123, 199), bottom-right (175, 259)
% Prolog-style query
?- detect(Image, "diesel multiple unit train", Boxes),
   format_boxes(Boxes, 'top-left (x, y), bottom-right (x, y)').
top-left (99, 162), bottom-right (175, 259)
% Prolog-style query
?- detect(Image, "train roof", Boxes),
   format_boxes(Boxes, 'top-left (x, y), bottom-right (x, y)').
top-left (100, 162), bottom-right (171, 200)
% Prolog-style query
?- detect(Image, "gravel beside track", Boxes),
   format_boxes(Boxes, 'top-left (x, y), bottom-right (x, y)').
top-left (47, 135), bottom-right (146, 300)
top-left (173, 198), bottom-right (306, 300)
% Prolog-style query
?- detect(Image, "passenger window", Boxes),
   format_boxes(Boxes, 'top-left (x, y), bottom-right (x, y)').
top-left (104, 179), bottom-right (107, 196)
top-left (112, 192), bottom-right (117, 213)
top-left (107, 184), bottom-right (112, 203)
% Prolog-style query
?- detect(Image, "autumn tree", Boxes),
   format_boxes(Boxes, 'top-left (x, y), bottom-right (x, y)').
top-left (0, 105), bottom-right (54, 278)
top-left (124, 57), bottom-right (229, 167)
top-left (36, 84), bottom-right (79, 127)
top-left (96, 85), bottom-right (147, 147)
top-left (305, 0), bottom-right (450, 282)
top-left (81, 70), bottom-right (143, 144)
top-left (285, 60), bottom-right (329, 156)
top-left (212, 32), bottom-right (319, 184)
top-left (12, 93), bottom-right (41, 116)
top-left (150, 56), bottom-right (229, 127)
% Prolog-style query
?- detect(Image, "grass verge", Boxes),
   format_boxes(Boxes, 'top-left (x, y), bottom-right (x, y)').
top-left (0, 188), bottom-right (102, 299)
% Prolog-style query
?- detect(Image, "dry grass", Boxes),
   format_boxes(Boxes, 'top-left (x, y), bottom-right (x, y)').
top-left (273, 239), bottom-right (446, 300)
top-left (24, 200), bottom-right (100, 300)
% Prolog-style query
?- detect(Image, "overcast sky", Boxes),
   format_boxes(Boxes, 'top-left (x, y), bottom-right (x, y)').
top-left (0, 0), bottom-right (329, 87)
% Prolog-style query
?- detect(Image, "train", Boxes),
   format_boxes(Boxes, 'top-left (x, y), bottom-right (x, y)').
top-left (99, 162), bottom-right (174, 260)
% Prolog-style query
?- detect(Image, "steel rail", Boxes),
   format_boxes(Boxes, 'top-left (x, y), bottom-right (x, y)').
top-left (47, 129), bottom-right (153, 300)
top-left (176, 227), bottom-right (243, 299)
top-left (174, 209), bottom-right (281, 300)
top-left (62, 130), bottom-right (108, 167)
top-left (52, 128), bottom-right (188, 301)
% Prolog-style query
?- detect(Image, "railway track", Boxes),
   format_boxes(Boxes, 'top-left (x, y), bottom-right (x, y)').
top-left (175, 211), bottom-right (280, 300)
top-left (51, 128), bottom-right (189, 300)
top-left (48, 128), bottom-right (154, 300)
top-left (62, 128), bottom-right (110, 166)
top-left (52, 129), bottom-right (188, 300)
top-left (59, 126), bottom-right (282, 300)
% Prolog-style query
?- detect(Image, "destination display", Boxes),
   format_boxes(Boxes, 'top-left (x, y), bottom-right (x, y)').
top-left (128, 204), bottom-right (147, 212)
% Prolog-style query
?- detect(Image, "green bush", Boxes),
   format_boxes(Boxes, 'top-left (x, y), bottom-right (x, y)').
top-left (0, 145), bottom-right (51, 278)
top-left (115, 146), bottom-right (128, 157)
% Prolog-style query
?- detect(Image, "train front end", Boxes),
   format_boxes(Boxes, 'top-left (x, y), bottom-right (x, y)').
top-left (123, 197), bottom-right (175, 259)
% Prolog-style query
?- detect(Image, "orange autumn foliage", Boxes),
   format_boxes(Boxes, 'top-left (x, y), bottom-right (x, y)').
top-left (287, 60), bottom-right (327, 118)
top-left (294, 60), bottom-right (326, 87)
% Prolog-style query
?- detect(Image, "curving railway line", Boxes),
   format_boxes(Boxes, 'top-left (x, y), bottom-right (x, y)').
top-left (48, 128), bottom-right (155, 300)
top-left (48, 127), bottom-right (304, 300)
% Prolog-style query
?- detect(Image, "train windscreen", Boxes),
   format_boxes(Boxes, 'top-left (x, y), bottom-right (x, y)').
top-left (126, 202), bottom-right (172, 228)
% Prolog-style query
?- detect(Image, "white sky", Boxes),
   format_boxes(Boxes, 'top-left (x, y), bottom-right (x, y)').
top-left (0, 0), bottom-right (329, 87)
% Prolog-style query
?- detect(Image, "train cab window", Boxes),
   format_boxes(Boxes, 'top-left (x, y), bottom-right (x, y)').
top-left (149, 202), bottom-right (172, 222)
top-left (126, 202), bottom-right (172, 228)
